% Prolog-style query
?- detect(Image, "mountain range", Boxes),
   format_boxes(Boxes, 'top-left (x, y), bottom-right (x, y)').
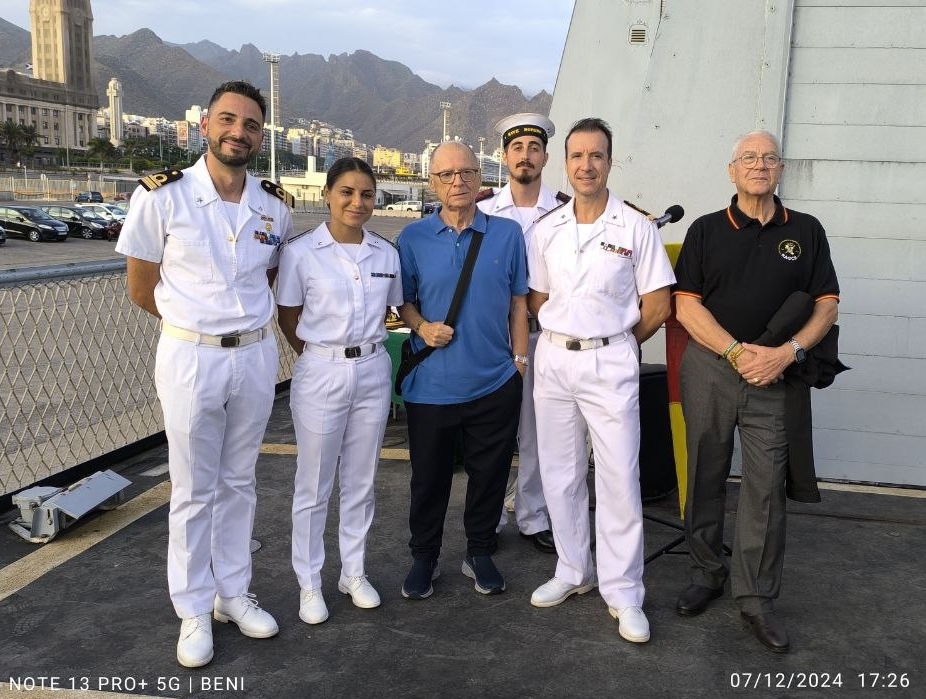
top-left (0, 17), bottom-right (551, 153)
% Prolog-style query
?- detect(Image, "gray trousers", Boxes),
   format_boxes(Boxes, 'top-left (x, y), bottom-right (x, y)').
top-left (679, 344), bottom-right (789, 615)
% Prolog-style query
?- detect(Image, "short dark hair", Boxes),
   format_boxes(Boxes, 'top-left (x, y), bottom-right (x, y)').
top-left (325, 157), bottom-right (377, 191)
top-left (207, 81), bottom-right (267, 121)
top-left (565, 117), bottom-right (613, 159)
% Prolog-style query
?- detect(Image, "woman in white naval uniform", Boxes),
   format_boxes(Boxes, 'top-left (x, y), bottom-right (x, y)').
top-left (277, 157), bottom-right (403, 624)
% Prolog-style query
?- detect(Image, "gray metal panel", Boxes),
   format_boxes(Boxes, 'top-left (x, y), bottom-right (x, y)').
top-left (793, 5), bottom-right (926, 47)
top-left (784, 124), bottom-right (926, 162)
top-left (780, 200), bottom-right (925, 242)
top-left (813, 390), bottom-right (926, 437)
top-left (828, 237), bottom-right (926, 281)
top-left (780, 161), bottom-right (926, 204)
top-left (790, 47), bottom-right (926, 84)
top-left (787, 84), bottom-right (926, 127)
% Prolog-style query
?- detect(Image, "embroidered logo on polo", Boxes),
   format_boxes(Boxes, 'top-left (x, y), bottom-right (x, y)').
top-left (778, 239), bottom-right (801, 261)
top-left (600, 241), bottom-right (632, 258)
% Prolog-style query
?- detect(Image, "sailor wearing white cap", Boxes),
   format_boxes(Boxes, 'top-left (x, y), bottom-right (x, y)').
top-left (476, 113), bottom-right (568, 554)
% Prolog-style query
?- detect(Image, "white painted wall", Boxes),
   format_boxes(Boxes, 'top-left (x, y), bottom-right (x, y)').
top-left (546, 0), bottom-right (926, 486)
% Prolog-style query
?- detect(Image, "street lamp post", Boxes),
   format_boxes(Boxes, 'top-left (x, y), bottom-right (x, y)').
top-left (262, 52), bottom-right (281, 182)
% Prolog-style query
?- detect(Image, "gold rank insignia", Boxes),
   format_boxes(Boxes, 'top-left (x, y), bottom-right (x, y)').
top-left (261, 180), bottom-right (295, 208)
top-left (138, 169), bottom-right (183, 191)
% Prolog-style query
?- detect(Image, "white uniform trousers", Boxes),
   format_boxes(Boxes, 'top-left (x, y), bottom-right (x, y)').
top-left (290, 347), bottom-right (391, 590)
top-left (499, 329), bottom-right (551, 534)
top-left (156, 333), bottom-right (278, 619)
top-left (534, 334), bottom-right (645, 610)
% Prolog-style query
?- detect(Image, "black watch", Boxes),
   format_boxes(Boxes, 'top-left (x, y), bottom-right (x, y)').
top-left (788, 338), bottom-right (806, 364)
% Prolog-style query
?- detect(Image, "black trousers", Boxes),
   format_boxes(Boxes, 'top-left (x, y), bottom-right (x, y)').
top-left (405, 373), bottom-right (522, 560)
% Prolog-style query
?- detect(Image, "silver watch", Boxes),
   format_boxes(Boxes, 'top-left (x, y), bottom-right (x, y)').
top-left (514, 354), bottom-right (529, 367)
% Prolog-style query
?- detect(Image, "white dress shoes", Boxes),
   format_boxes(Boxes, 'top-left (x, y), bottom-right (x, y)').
top-left (609, 606), bottom-right (650, 643)
top-left (213, 593), bottom-right (279, 638)
top-left (299, 587), bottom-right (329, 624)
top-left (530, 576), bottom-right (597, 608)
top-left (338, 574), bottom-right (381, 609)
top-left (177, 613), bottom-right (213, 668)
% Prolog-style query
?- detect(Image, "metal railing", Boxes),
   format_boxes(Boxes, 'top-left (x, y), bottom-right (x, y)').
top-left (0, 261), bottom-right (297, 496)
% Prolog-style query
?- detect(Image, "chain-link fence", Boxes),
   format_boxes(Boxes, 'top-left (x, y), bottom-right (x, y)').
top-left (0, 262), bottom-right (297, 496)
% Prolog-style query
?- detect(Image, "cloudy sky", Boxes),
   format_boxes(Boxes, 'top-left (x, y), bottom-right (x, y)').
top-left (3, 0), bottom-right (575, 97)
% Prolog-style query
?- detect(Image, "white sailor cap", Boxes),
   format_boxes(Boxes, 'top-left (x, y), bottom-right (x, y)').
top-left (494, 113), bottom-right (555, 147)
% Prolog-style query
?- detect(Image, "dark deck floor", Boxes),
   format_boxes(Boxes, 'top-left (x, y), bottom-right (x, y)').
top-left (1, 395), bottom-right (924, 699)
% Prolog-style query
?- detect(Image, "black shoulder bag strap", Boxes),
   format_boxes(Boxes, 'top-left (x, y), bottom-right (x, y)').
top-left (394, 230), bottom-right (484, 395)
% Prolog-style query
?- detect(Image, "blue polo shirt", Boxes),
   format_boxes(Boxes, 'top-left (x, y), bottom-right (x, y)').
top-left (398, 209), bottom-right (528, 404)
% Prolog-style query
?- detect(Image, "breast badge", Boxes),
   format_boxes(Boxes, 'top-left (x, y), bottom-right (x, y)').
top-left (778, 239), bottom-right (801, 261)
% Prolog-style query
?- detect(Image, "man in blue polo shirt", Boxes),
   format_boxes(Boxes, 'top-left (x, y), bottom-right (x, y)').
top-left (397, 142), bottom-right (529, 599)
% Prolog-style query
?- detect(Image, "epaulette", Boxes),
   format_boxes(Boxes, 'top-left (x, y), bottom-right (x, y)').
top-left (555, 191), bottom-right (571, 204)
top-left (368, 230), bottom-right (397, 249)
top-left (623, 199), bottom-right (653, 219)
top-left (536, 199), bottom-right (570, 223)
top-left (261, 180), bottom-right (295, 208)
top-left (138, 169), bottom-right (183, 191)
top-left (283, 228), bottom-right (312, 246)
top-left (475, 188), bottom-right (496, 203)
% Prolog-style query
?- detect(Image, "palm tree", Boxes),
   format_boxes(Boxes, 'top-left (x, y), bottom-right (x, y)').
top-left (18, 125), bottom-right (41, 164)
top-left (1, 120), bottom-right (23, 165)
top-left (86, 137), bottom-right (117, 168)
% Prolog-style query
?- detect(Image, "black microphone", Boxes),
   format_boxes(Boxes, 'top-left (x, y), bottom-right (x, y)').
top-left (653, 205), bottom-right (684, 228)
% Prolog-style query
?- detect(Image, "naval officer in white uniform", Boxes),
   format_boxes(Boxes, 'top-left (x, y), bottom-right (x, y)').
top-left (118, 81), bottom-right (293, 667)
top-left (527, 118), bottom-right (675, 643)
top-left (277, 157), bottom-right (403, 626)
top-left (476, 113), bottom-right (568, 554)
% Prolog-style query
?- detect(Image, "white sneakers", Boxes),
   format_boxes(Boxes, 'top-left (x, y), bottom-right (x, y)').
top-left (299, 588), bottom-right (329, 624)
top-left (609, 606), bottom-right (650, 643)
top-left (338, 575), bottom-right (381, 609)
top-left (530, 577), bottom-right (597, 608)
top-left (177, 613), bottom-right (213, 668)
top-left (213, 593), bottom-right (279, 638)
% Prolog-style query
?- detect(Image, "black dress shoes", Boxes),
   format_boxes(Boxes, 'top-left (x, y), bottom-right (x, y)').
top-left (741, 611), bottom-right (790, 653)
top-left (675, 584), bottom-right (723, 616)
top-left (520, 529), bottom-right (556, 554)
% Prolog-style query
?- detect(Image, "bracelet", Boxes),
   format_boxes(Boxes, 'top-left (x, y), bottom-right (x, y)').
top-left (414, 318), bottom-right (427, 333)
top-left (722, 340), bottom-right (740, 359)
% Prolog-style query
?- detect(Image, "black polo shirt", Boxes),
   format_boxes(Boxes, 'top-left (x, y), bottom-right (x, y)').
top-left (673, 195), bottom-right (839, 342)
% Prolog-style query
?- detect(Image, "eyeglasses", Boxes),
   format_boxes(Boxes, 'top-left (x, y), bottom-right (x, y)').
top-left (733, 154), bottom-right (782, 169)
top-left (432, 168), bottom-right (479, 184)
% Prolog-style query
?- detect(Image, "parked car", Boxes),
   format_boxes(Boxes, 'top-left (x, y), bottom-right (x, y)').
top-left (75, 203), bottom-right (124, 235)
top-left (74, 190), bottom-right (104, 203)
top-left (422, 201), bottom-right (441, 214)
top-left (0, 206), bottom-right (69, 242)
top-left (42, 205), bottom-right (114, 240)
top-left (385, 200), bottom-right (422, 212)
top-left (0, 224), bottom-right (6, 246)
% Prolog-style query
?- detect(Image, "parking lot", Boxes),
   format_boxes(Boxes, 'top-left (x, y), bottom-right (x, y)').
top-left (0, 210), bottom-right (413, 273)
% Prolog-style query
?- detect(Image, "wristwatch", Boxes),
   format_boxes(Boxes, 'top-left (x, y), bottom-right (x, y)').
top-left (788, 338), bottom-right (806, 364)
top-left (514, 354), bottom-right (529, 367)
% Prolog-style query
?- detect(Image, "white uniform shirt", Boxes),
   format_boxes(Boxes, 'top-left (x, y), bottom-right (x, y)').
top-left (116, 155), bottom-right (294, 335)
top-left (529, 191), bottom-right (676, 339)
top-left (477, 182), bottom-right (563, 256)
top-left (276, 223), bottom-right (404, 347)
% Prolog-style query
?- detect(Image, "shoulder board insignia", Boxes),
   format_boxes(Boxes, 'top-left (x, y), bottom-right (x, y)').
top-left (261, 180), bottom-right (295, 208)
top-left (555, 191), bottom-right (571, 204)
top-left (623, 199), bottom-right (653, 219)
top-left (475, 188), bottom-right (496, 203)
top-left (138, 169), bottom-right (182, 191)
top-left (536, 199), bottom-right (570, 223)
top-left (368, 230), bottom-right (397, 249)
top-left (283, 228), bottom-right (312, 246)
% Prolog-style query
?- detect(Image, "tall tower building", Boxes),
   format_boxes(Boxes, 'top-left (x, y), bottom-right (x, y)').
top-left (29, 0), bottom-right (96, 94)
top-left (107, 78), bottom-right (123, 147)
